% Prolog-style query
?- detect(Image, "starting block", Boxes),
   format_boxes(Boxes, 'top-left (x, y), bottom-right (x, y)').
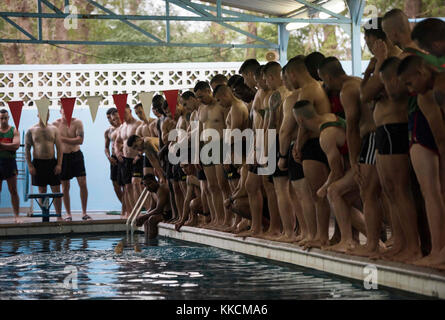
top-left (27, 193), bottom-right (63, 222)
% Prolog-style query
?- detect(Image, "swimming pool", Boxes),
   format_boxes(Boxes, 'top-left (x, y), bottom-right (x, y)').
top-left (0, 233), bottom-right (428, 300)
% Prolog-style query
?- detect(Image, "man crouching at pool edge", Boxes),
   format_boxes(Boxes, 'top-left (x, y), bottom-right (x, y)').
top-left (135, 174), bottom-right (172, 241)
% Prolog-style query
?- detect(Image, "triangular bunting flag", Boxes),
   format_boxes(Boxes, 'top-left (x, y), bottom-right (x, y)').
top-left (86, 96), bottom-right (102, 123)
top-left (138, 92), bottom-right (154, 119)
top-left (6, 100), bottom-right (24, 129)
top-left (35, 98), bottom-right (50, 125)
top-left (112, 93), bottom-right (128, 123)
top-left (60, 97), bottom-right (76, 127)
top-left (164, 90), bottom-right (179, 118)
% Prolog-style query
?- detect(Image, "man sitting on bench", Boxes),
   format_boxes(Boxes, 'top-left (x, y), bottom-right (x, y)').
top-left (25, 110), bottom-right (64, 221)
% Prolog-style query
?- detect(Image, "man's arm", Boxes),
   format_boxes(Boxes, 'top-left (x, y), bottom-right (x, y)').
top-left (104, 129), bottom-right (112, 161)
top-left (0, 127), bottom-right (20, 151)
top-left (268, 91), bottom-right (281, 130)
top-left (144, 139), bottom-right (165, 179)
top-left (419, 93), bottom-right (445, 156)
top-left (360, 40), bottom-right (387, 104)
top-left (341, 84), bottom-right (362, 167)
top-left (279, 100), bottom-right (297, 159)
top-left (54, 129), bottom-right (63, 174)
top-left (114, 130), bottom-right (124, 160)
top-left (434, 72), bottom-right (445, 110)
top-left (147, 185), bottom-right (169, 216)
top-left (60, 121), bottom-right (84, 145)
top-left (25, 130), bottom-right (34, 173)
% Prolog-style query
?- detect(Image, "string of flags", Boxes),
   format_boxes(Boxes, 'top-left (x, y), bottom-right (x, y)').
top-left (5, 89), bottom-right (179, 128)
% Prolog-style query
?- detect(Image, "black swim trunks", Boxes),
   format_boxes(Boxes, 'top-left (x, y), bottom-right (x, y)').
top-left (60, 150), bottom-right (86, 181)
top-left (110, 155), bottom-right (119, 182)
top-left (196, 169), bottom-right (206, 181)
top-left (132, 156), bottom-right (144, 178)
top-left (31, 158), bottom-right (61, 187)
top-left (359, 132), bottom-right (377, 165)
top-left (143, 155), bottom-right (153, 168)
top-left (409, 106), bottom-right (438, 155)
top-left (288, 142), bottom-right (304, 181)
top-left (120, 157), bottom-right (134, 185)
top-left (375, 123), bottom-right (409, 155)
top-left (301, 137), bottom-right (329, 167)
top-left (0, 158), bottom-right (17, 181)
top-left (173, 164), bottom-right (187, 182)
top-left (223, 165), bottom-right (241, 180)
top-left (272, 135), bottom-right (289, 179)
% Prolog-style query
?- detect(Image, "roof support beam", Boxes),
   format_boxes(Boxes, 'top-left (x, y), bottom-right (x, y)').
top-left (1, 16), bottom-right (36, 40)
top-left (346, 0), bottom-right (366, 76)
top-left (170, 0), bottom-right (277, 47)
top-left (0, 38), bottom-right (273, 49)
top-left (166, 0), bottom-right (171, 42)
top-left (37, 0), bottom-right (42, 41)
top-left (85, 0), bottom-right (163, 43)
top-left (40, 0), bottom-right (64, 14)
top-left (293, 0), bottom-right (350, 21)
top-left (0, 12), bottom-right (350, 24)
top-left (278, 23), bottom-right (289, 66)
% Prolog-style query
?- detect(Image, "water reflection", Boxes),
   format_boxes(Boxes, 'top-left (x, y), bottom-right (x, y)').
top-left (0, 234), bottom-right (429, 300)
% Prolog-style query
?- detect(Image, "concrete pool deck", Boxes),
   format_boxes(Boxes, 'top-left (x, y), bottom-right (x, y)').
top-left (0, 212), bottom-right (127, 237)
top-left (155, 223), bottom-right (445, 299)
top-left (1, 214), bottom-right (444, 299)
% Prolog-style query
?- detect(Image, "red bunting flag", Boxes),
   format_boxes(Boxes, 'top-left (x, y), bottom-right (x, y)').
top-left (112, 93), bottom-right (128, 123)
top-left (60, 97), bottom-right (76, 127)
top-left (164, 90), bottom-right (179, 118)
top-left (6, 100), bottom-right (24, 129)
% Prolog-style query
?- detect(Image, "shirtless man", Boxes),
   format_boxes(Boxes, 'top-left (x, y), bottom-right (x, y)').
top-left (292, 99), bottom-right (366, 252)
top-left (213, 84), bottom-right (249, 231)
top-left (135, 175), bottom-right (172, 241)
top-left (0, 109), bottom-right (21, 223)
top-left (194, 81), bottom-right (229, 230)
top-left (285, 56), bottom-right (332, 248)
top-left (114, 105), bottom-right (142, 217)
top-left (374, 57), bottom-right (422, 262)
top-left (53, 108), bottom-right (90, 221)
top-left (179, 91), bottom-right (213, 227)
top-left (134, 102), bottom-right (156, 208)
top-left (398, 55), bottom-right (445, 266)
top-left (382, 9), bottom-right (422, 56)
top-left (239, 59), bottom-right (260, 92)
top-left (318, 57), bottom-right (381, 256)
top-left (210, 74), bottom-right (228, 91)
top-left (262, 61), bottom-right (297, 243)
top-left (25, 110), bottom-right (63, 221)
top-left (277, 63), bottom-right (314, 245)
top-left (104, 108), bottom-right (124, 206)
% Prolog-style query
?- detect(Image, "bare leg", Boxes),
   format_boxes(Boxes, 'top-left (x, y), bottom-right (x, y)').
top-left (272, 177), bottom-right (297, 242)
top-left (241, 171), bottom-right (264, 237)
top-left (377, 154), bottom-right (422, 263)
top-left (6, 176), bottom-right (21, 223)
top-left (203, 166), bottom-right (225, 229)
top-left (112, 181), bottom-right (123, 203)
top-left (76, 176), bottom-right (88, 217)
top-left (61, 180), bottom-right (71, 218)
top-left (410, 144), bottom-right (445, 266)
top-left (291, 178), bottom-right (315, 245)
top-left (215, 164), bottom-right (234, 228)
top-left (49, 185), bottom-right (62, 221)
top-left (324, 170), bottom-right (359, 253)
top-left (261, 176), bottom-right (282, 238)
top-left (350, 164), bottom-right (383, 258)
top-left (302, 160), bottom-right (330, 248)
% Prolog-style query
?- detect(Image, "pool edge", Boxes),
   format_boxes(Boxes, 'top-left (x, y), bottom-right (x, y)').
top-left (155, 223), bottom-right (445, 299)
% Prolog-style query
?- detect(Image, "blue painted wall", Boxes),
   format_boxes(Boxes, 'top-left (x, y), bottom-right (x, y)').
top-left (0, 107), bottom-right (125, 212)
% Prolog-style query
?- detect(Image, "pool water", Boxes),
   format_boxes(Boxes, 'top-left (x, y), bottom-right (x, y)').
top-left (0, 234), bottom-right (427, 300)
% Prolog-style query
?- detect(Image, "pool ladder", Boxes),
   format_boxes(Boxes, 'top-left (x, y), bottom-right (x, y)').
top-left (126, 187), bottom-right (151, 242)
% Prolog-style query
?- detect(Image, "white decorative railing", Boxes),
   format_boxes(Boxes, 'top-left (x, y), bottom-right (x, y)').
top-left (0, 62), bottom-right (243, 109)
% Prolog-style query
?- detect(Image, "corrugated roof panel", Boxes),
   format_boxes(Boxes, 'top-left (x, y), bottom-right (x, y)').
top-left (201, 0), bottom-right (335, 17)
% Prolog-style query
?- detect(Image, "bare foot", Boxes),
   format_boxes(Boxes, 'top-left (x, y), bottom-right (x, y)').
top-left (324, 240), bottom-right (358, 253)
top-left (303, 239), bottom-right (328, 249)
top-left (274, 234), bottom-right (298, 243)
top-left (392, 248), bottom-right (423, 263)
top-left (14, 217), bottom-right (24, 224)
top-left (412, 253), bottom-right (444, 267)
top-left (348, 244), bottom-right (380, 257)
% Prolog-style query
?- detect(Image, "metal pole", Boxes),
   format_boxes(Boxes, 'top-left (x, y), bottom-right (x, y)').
top-left (278, 23), bottom-right (289, 66)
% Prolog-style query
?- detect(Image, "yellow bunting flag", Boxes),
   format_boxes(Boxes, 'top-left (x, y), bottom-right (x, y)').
top-left (138, 92), bottom-right (154, 119)
top-left (86, 96), bottom-right (102, 122)
top-left (34, 98), bottom-right (50, 125)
